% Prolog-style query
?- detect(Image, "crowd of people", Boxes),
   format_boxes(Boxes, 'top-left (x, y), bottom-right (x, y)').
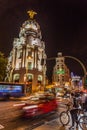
top-left (64, 90), bottom-right (87, 130)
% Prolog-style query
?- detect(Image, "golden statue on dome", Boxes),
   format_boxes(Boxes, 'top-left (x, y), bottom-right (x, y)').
top-left (27, 10), bottom-right (37, 19)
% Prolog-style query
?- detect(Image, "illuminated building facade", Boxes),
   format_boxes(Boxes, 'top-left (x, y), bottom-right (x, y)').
top-left (6, 11), bottom-right (47, 92)
top-left (71, 74), bottom-right (83, 90)
top-left (52, 52), bottom-right (70, 86)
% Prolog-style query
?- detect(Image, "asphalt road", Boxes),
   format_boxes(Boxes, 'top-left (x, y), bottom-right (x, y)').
top-left (1, 100), bottom-right (82, 130)
top-left (0, 101), bottom-right (61, 130)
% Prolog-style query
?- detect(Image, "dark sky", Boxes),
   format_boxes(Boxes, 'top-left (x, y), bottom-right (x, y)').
top-left (0, 0), bottom-right (87, 79)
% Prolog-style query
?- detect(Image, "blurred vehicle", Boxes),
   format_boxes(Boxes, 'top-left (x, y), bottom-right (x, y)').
top-left (14, 92), bottom-right (58, 118)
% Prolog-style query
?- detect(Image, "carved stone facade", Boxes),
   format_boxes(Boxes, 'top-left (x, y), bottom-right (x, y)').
top-left (6, 15), bottom-right (47, 92)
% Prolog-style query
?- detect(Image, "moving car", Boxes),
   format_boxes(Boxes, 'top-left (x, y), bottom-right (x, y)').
top-left (14, 93), bottom-right (58, 118)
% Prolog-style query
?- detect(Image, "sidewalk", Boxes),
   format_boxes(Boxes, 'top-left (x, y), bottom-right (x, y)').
top-left (32, 117), bottom-right (82, 130)
top-left (33, 118), bottom-right (70, 130)
top-left (32, 108), bottom-right (82, 130)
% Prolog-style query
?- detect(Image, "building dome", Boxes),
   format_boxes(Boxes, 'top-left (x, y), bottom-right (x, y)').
top-left (13, 19), bottom-right (43, 47)
top-left (19, 20), bottom-right (42, 39)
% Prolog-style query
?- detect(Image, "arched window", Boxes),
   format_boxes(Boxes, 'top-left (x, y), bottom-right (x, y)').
top-left (38, 75), bottom-right (42, 83)
top-left (24, 73), bottom-right (33, 82)
top-left (13, 74), bottom-right (20, 82)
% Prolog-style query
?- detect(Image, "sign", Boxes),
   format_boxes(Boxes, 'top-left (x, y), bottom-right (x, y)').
top-left (72, 76), bottom-right (80, 81)
top-left (0, 85), bottom-right (22, 93)
top-left (56, 69), bottom-right (65, 74)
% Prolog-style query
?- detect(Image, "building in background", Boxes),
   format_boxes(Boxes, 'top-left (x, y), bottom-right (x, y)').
top-left (6, 10), bottom-right (47, 92)
top-left (52, 52), bottom-right (70, 87)
top-left (70, 73), bottom-right (83, 90)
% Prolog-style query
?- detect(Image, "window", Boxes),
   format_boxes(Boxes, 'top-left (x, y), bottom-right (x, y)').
top-left (24, 74), bottom-right (33, 82)
top-left (57, 65), bottom-right (59, 69)
top-left (13, 74), bottom-right (20, 82)
top-left (28, 50), bottom-right (32, 57)
top-left (28, 62), bottom-right (32, 70)
top-left (28, 74), bottom-right (33, 82)
top-left (62, 76), bottom-right (64, 81)
top-left (18, 52), bottom-right (22, 59)
top-left (61, 60), bottom-right (63, 62)
top-left (38, 75), bottom-right (42, 81)
top-left (19, 62), bottom-right (21, 68)
top-left (58, 78), bottom-right (59, 81)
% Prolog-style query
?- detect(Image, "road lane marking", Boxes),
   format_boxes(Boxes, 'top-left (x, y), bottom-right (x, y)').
top-left (0, 124), bottom-right (4, 129)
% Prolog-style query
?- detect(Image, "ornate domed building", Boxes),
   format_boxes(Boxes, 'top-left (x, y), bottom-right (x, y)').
top-left (6, 11), bottom-right (47, 92)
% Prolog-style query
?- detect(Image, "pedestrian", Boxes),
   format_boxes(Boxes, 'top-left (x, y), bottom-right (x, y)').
top-left (83, 95), bottom-right (87, 112)
top-left (69, 93), bottom-right (79, 130)
top-left (80, 92), bottom-right (87, 109)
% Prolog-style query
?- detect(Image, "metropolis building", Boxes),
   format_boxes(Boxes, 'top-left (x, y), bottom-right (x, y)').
top-left (6, 11), bottom-right (47, 92)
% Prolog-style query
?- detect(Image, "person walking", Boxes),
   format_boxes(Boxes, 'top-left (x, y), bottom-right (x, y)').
top-left (69, 92), bottom-right (79, 130)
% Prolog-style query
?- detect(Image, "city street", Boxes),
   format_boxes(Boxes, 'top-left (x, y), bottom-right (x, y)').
top-left (0, 100), bottom-right (66, 130)
top-left (0, 1), bottom-right (87, 130)
top-left (0, 100), bottom-right (83, 130)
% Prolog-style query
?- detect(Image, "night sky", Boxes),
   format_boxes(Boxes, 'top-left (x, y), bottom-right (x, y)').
top-left (0, 0), bottom-right (87, 80)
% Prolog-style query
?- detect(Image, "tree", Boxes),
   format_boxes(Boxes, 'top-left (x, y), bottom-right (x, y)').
top-left (0, 52), bottom-right (7, 81)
